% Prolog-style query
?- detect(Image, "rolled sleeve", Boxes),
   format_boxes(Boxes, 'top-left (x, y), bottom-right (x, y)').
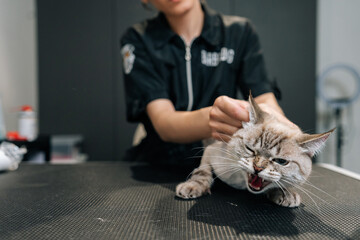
top-left (121, 28), bottom-right (169, 122)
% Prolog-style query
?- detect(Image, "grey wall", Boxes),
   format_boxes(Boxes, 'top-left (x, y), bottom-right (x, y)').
top-left (0, 0), bottom-right (37, 133)
top-left (317, 0), bottom-right (360, 173)
top-left (37, 0), bottom-right (316, 160)
top-left (38, 0), bottom-right (115, 160)
top-left (37, 0), bottom-right (153, 160)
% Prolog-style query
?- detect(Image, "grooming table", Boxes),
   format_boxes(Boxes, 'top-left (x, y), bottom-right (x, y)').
top-left (0, 162), bottom-right (359, 239)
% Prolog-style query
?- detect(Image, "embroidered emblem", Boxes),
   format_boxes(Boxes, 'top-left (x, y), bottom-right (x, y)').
top-left (201, 47), bottom-right (235, 67)
top-left (121, 44), bottom-right (135, 74)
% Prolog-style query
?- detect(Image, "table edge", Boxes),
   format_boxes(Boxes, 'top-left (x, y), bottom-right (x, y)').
top-left (315, 163), bottom-right (360, 181)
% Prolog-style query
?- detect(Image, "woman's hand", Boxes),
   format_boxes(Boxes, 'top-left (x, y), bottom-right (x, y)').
top-left (209, 93), bottom-right (296, 142)
top-left (209, 96), bottom-right (250, 142)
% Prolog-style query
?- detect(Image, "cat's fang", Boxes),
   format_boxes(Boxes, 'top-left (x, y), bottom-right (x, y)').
top-left (248, 173), bottom-right (271, 191)
top-left (250, 175), bottom-right (262, 189)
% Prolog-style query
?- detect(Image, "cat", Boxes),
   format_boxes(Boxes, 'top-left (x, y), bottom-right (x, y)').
top-left (176, 93), bottom-right (334, 207)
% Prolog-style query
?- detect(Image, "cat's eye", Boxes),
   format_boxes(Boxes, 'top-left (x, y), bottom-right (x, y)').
top-left (273, 158), bottom-right (289, 165)
top-left (245, 145), bottom-right (255, 154)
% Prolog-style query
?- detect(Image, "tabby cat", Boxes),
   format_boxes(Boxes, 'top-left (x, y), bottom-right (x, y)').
top-left (176, 94), bottom-right (334, 207)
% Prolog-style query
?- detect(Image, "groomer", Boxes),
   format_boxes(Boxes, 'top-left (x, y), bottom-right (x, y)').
top-left (121, 0), bottom-right (286, 164)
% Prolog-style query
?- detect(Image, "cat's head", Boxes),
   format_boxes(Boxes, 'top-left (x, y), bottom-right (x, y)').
top-left (228, 93), bottom-right (334, 194)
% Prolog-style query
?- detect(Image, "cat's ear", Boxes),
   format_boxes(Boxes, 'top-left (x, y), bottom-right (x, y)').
top-left (247, 91), bottom-right (265, 124)
top-left (297, 128), bottom-right (335, 157)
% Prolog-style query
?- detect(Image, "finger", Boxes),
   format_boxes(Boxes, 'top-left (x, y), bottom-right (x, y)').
top-left (214, 96), bottom-right (249, 122)
top-left (232, 100), bottom-right (250, 122)
top-left (209, 120), bottom-right (239, 137)
top-left (210, 107), bottom-right (243, 128)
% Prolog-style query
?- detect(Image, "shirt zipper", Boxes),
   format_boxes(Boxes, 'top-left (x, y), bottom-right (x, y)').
top-left (182, 39), bottom-right (194, 111)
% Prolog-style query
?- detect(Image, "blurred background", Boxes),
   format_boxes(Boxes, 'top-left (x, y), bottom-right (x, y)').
top-left (0, 0), bottom-right (359, 173)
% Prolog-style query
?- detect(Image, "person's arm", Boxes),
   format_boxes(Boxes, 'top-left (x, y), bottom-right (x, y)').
top-left (208, 92), bottom-right (293, 142)
top-left (253, 92), bottom-right (283, 115)
top-left (147, 92), bottom-right (292, 144)
top-left (146, 99), bottom-right (212, 143)
top-left (146, 95), bottom-right (248, 143)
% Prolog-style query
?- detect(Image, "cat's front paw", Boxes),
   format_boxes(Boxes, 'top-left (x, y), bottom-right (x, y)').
top-left (176, 180), bottom-right (210, 199)
top-left (267, 188), bottom-right (301, 208)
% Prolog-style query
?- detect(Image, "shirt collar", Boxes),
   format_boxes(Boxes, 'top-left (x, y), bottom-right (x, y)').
top-left (147, 13), bottom-right (175, 49)
top-left (199, 4), bottom-right (222, 47)
top-left (148, 3), bottom-right (222, 49)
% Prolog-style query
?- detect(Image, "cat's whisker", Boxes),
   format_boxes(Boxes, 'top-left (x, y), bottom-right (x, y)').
top-left (266, 176), bottom-right (281, 182)
top-left (191, 147), bottom-right (207, 150)
top-left (186, 147), bottom-right (208, 160)
top-left (211, 168), bottom-right (238, 181)
top-left (185, 163), bottom-right (213, 180)
top-left (309, 169), bottom-right (325, 177)
top-left (186, 162), bottom-right (229, 171)
top-left (296, 176), bottom-right (337, 200)
top-left (281, 176), bottom-right (302, 185)
top-left (187, 153), bottom-right (239, 164)
top-left (186, 155), bottom-right (204, 160)
top-left (213, 167), bottom-right (243, 181)
top-left (206, 146), bottom-right (238, 159)
top-left (281, 176), bottom-right (337, 201)
top-left (192, 148), bottom-right (206, 158)
top-left (193, 145), bottom-right (239, 159)
top-left (277, 181), bottom-right (292, 195)
top-left (236, 161), bottom-right (251, 172)
top-left (274, 181), bottom-right (286, 195)
top-left (281, 179), bottom-right (321, 212)
top-left (216, 132), bottom-right (233, 145)
top-left (291, 187), bottom-right (322, 213)
top-left (185, 162), bottom-right (241, 180)
top-left (281, 179), bottom-right (334, 209)
top-left (192, 146), bottom-right (238, 160)
top-left (203, 155), bottom-right (237, 161)
top-left (207, 149), bottom-right (238, 159)
top-left (206, 164), bottom-right (241, 170)
top-left (306, 175), bottom-right (324, 178)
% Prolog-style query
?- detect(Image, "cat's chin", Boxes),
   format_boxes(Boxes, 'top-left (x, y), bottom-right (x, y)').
top-left (246, 173), bottom-right (273, 194)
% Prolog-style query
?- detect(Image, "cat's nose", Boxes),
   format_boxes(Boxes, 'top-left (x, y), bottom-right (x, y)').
top-left (253, 164), bottom-right (264, 174)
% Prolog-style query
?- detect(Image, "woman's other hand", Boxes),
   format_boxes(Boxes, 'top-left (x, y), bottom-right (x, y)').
top-left (209, 96), bottom-right (249, 142)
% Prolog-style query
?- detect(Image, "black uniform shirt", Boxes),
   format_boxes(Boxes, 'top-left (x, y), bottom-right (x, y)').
top-left (121, 4), bottom-right (280, 164)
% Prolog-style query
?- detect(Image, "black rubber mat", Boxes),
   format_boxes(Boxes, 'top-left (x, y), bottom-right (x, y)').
top-left (0, 162), bottom-right (359, 239)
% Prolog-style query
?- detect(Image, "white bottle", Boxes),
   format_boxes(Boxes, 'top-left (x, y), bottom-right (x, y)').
top-left (18, 105), bottom-right (38, 141)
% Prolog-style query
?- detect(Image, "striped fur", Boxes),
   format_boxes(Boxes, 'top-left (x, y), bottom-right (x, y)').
top-left (176, 94), bottom-right (334, 208)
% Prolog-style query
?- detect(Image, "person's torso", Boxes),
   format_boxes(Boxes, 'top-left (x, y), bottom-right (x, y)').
top-left (134, 11), bottom-right (251, 112)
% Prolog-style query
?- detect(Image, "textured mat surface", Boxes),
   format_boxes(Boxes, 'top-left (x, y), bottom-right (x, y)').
top-left (0, 162), bottom-right (359, 239)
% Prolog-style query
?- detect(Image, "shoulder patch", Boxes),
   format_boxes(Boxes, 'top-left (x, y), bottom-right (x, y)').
top-left (121, 44), bottom-right (136, 74)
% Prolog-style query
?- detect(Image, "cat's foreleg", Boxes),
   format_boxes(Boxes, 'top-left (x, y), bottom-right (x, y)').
top-left (176, 156), bottom-right (213, 199)
top-left (266, 188), bottom-right (301, 208)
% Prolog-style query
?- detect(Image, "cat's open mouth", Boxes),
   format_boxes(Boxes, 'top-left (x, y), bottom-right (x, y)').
top-left (247, 173), bottom-right (271, 191)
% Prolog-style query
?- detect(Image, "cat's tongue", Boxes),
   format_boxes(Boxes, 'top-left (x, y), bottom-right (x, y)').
top-left (250, 175), bottom-right (262, 190)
